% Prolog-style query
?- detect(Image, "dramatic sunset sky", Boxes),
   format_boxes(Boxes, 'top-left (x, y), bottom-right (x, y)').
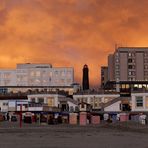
top-left (0, 0), bottom-right (148, 87)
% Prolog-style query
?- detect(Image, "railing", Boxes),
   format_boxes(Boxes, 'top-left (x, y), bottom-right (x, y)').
top-left (131, 88), bottom-right (148, 93)
top-left (0, 90), bottom-right (69, 97)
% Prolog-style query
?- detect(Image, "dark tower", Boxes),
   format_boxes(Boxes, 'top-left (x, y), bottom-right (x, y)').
top-left (82, 64), bottom-right (89, 90)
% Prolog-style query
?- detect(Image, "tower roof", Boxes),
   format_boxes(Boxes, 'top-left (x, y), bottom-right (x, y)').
top-left (83, 64), bottom-right (88, 68)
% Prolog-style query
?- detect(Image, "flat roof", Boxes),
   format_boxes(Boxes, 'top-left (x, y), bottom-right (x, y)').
top-left (117, 47), bottom-right (148, 52)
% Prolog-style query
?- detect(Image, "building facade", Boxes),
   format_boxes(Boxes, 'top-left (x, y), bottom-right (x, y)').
top-left (108, 47), bottom-right (148, 81)
top-left (73, 94), bottom-right (119, 110)
top-left (131, 93), bottom-right (148, 112)
top-left (101, 66), bottom-right (108, 88)
top-left (0, 63), bottom-right (74, 87)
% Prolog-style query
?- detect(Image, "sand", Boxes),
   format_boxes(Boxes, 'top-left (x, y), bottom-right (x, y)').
top-left (0, 122), bottom-right (148, 148)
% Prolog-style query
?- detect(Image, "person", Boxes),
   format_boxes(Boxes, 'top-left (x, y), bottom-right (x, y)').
top-left (139, 113), bottom-right (146, 125)
top-left (107, 116), bottom-right (112, 123)
top-left (7, 112), bottom-right (9, 121)
top-left (104, 113), bottom-right (109, 121)
top-left (117, 113), bottom-right (120, 121)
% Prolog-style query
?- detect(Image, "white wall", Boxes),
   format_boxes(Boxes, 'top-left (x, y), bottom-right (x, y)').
top-left (28, 94), bottom-right (64, 107)
top-left (28, 107), bottom-right (43, 111)
top-left (131, 93), bottom-right (148, 111)
top-left (0, 100), bottom-right (8, 112)
top-left (73, 94), bottom-right (119, 109)
top-left (104, 101), bottom-right (121, 112)
top-left (0, 70), bottom-right (17, 86)
top-left (67, 101), bottom-right (77, 112)
top-left (0, 63), bottom-right (74, 87)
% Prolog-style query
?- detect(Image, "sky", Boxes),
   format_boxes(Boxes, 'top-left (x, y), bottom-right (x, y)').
top-left (1, 0), bottom-right (148, 87)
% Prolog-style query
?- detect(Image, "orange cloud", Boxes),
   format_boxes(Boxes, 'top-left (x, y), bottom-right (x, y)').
top-left (0, 0), bottom-right (148, 87)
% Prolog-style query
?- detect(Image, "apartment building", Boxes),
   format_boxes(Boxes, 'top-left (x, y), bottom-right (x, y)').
top-left (0, 63), bottom-right (74, 87)
top-left (108, 47), bottom-right (148, 81)
top-left (101, 66), bottom-right (108, 88)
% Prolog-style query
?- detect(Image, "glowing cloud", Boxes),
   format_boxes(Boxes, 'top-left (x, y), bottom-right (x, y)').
top-left (0, 0), bottom-right (148, 87)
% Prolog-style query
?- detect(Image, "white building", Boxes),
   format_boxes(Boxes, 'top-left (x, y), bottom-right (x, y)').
top-left (0, 63), bottom-right (74, 87)
top-left (131, 93), bottom-right (148, 112)
top-left (0, 100), bottom-right (8, 112)
top-left (73, 94), bottom-right (120, 110)
top-left (0, 100), bottom-right (28, 112)
top-left (104, 101), bottom-right (121, 112)
top-left (28, 94), bottom-right (77, 112)
top-left (0, 70), bottom-right (16, 86)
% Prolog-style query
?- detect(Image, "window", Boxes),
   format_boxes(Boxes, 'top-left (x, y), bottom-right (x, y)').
top-left (132, 53), bottom-right (135, 57)
top-left (49, 72), bottom-right (52, 77)
top-left (116, 77), bottom-right (119, 81)
top-left (94, 99), bottom-right (98, 107)
top-left (82, 98), bottom-right (87, 103)
top-left (145, 59), bottom-right (148, 63)
top-left (3, 102), bottom-right (8, 106)
top-left (48, 98), bottom-right (53, 106)
top-left (128, 53), bottom-right (131, 57)
top-left (116, 71), bottom-right (119, 75)
top-left (4, 73), bottom-right (11, 79)
top-left (38, 98), bottom-right (44, 104)
top-left (90, 98), bottom-right (94, 106)
top-left (145, 65), bottom-right (148, 69)
top-left (132, 71), bottom-right (135, 75)
top-left (55, 71), bottom-right (58, 75)
top-left (67, 79), bottom-right (72, 83)
top-left (81, 103), bottom-right (85, 108)
top-left (129, 72), bottom-right (132, 76)
top-left (136, 96), bottom-right (143, 107)
top-left (36, 79), bottom-right (40, 83)
top-left (144, 52), bottom-right (148, 57)
top-left (36, 71), bottom-right (41, 77)
top-left (145, 97), bottom-right (148, 108)
top-left (31, 98), bottom-right (35, 103)
top-left (30, 71), bottom-right (35, 77)
top-left (128, 65), bottom-right (133, 69)
top-left (116, 59), bottom-right (119, 62)
top-left (116, 65), bottom-right (119, 69)
top-left (77, 98), bottom-right (80, 103)
top-left (121, 84), bottom-right (126, 89)
top-left (101, 77), bottom-right (104, 81)
top-left (116, 53), bottom-right (119, 57)
top-left (61, 71), bottom-right (65, 77)
top-left (128, 59), bottom-right (132, 63)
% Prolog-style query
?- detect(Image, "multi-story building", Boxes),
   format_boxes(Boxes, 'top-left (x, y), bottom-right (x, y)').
top-left (101, 66), bottom-right (108, 88)
top-left (0, 63), bottom-right (74, 87)
top-left (108, 47), bottom-right (148, 81)
top-left (108, 54), bottom-right (115, 81)
top-left (101, 47), bottom-right (148, 95)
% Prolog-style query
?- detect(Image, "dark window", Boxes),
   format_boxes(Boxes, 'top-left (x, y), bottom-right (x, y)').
top-left (136, 97), bottom-right (143, 107)
top-left (128, 65), bottom-right (133, 69)
top-left (38, 98), bottom-right (44, 104)
top-left (128, 59), bottom-right (132, 63)
top-left (81, 103), bottom-right (85, 108)
top-left (31, 98), bottom-right (35, 103)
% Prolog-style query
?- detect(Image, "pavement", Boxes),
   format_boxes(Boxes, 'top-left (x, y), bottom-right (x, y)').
top-left (0, 121), bottom-right (148, 148)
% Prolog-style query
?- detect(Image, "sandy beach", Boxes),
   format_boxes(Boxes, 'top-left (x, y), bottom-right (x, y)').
top-left (0, 122), bottom-right (148, 148)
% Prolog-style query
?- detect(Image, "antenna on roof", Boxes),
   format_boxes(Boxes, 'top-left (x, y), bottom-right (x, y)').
top-left (115, 43), bottom-right (118, 50)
